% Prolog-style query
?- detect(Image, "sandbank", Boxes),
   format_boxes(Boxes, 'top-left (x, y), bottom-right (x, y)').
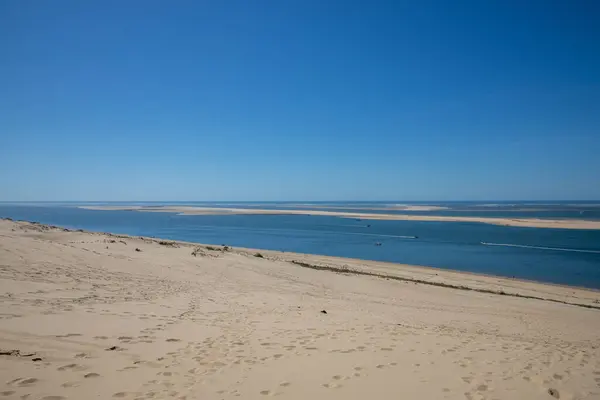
top-left (80, 205), bottom-right (600, 230)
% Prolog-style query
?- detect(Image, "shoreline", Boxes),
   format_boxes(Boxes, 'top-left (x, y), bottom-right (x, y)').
top-left (2, 218), bottom-right (600, 399)
top-left (3, 218), bottom-right (599, 307)
top-left (79, 205), bottom-right (600, 230)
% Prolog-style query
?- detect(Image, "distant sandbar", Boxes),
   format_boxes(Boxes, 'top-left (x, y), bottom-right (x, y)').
top-left (79, 206), bottom-right (600, 230)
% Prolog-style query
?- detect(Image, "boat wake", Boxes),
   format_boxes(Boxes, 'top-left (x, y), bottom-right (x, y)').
top-left (480, 242), bottom-right (600, 254)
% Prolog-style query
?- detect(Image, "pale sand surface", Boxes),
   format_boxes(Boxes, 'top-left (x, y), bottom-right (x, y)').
top-left (282, 204), bottom-right (451, 211)
top-left (80, 205), bottom-right (600, 230)
top-left (1, 220), bottom-right (600, 400)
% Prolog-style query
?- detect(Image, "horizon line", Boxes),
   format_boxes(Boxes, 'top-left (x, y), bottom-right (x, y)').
top-left (2, 200), bottom-right (600, 203)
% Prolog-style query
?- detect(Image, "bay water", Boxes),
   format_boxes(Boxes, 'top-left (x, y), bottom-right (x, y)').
top-left (1, 204), bottom-right (599, 289)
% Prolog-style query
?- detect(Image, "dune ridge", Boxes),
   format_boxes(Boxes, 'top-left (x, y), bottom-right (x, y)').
top-left (1, 219), bottom-right (600, 399)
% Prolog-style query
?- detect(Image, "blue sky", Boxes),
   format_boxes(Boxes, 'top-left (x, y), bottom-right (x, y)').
top-left (1, 0), bottom-right (599, 201)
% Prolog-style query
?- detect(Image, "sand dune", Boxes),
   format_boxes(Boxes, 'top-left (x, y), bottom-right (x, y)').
top-left (80, 205), bottom-right (600, 230)
top-left (1, 219), bottom-right (600, 399)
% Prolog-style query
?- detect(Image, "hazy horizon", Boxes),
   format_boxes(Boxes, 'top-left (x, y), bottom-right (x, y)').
top-left (2, 200), bottom-right (600, 204)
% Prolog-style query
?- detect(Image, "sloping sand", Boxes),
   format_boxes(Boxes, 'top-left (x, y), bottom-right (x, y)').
top-left (1, 219), bottom-right (599, 400)
top-left (80, 206), bottom-right (600, 230)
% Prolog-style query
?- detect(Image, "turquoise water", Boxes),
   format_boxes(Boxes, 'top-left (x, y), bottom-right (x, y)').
top-left (1, 204), bottom-right (600, 289)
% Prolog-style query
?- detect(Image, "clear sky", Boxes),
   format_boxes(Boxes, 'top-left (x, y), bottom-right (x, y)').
top-left (1, 1), bottom-right (599, 201)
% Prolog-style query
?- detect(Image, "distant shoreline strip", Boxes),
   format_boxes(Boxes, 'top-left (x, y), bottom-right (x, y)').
top-left (481, 242), bottom-right (600, 254)
top-left (78, 206), bottom-right (600, 230)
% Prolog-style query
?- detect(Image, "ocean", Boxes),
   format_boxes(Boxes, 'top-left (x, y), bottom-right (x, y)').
top-left (1, 202), bottom-right (600, 289)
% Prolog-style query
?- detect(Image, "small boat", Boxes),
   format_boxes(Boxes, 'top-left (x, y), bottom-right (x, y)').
top-left (375, 242), bottom-right (382, 246)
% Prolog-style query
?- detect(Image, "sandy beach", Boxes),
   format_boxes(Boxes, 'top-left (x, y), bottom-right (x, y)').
top-left (80, 205), bottom-right (600, 230)
top-left (1, 219), bottom-right (600, 400)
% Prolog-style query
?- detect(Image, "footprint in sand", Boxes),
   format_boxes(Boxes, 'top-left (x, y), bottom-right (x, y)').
top-left (56, 333), bottom-right (82, 338)
top-left (84, 373), bottom-right (101, 378)
top-left (548, 388), bottom-right (560, 399)
top-left (0, 391), bottom-right (16, 397)
top-left (323, 383), bottom-right (342, 389)
top-left (166, 338), bottom-right (180, 342)
top-left (58, 364), bottom-right (87, 372)
top-left (8, 377), bottom-right (39, 387)
top-left (113, 392), bottom-right (137, 398)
